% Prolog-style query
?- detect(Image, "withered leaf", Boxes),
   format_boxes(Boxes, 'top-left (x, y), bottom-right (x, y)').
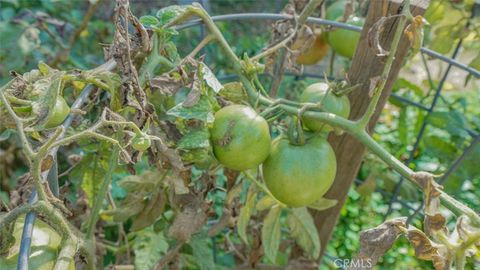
top-left (367, 16), bottom-right (389, 57)
top-left (182, 68), bottom-right (202, 107)
top-left (412, 172), bottom-right (443, 215)
top-left (368, 76), bottom-right (381, 98)
top-left (150, 73), bottom-right (185, 96)
top-left (131, 190), bottom-right (166, 231)
top-left (424, 213), bottom-right (446, 235)
top-left (41, 155), bottom-right (54, 172)
top-left (405, 227), bottom-right (449, 270)
top-left (168, 202), bottom-right (208, 242)
top-left (351, 217), bottom-right (406, 269)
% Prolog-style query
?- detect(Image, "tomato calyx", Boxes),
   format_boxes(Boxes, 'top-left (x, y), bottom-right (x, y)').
top-left (132, 132), bottom-right (152, 151)
top-left (287, 116), bottom-right (306, 146)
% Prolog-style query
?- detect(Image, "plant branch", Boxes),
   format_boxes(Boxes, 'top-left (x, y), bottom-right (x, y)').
top-left (251, 0), bottom-right (325, 62)
top-left (356, 1), bottom-right (410, 129)
top-left (85, 143), bottom-right (119, 239)
top-left (162, 3), bottom-right (480, 223)
top-left (54, 238), bottom-right (77, 270)
top-left (243, 171), bottom-right (286, 208)
top-left (0, 81), bottom-right (34, 157)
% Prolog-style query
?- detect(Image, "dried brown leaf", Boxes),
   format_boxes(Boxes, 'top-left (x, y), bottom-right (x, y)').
top-left (424, 213), bottom-right (446, 235)
top-left (351, 217), bottom-right (406, 269)
top-left (131, 190), bottom-right (166, 231)
top-left (405, 227), bottom-right (450, 270)
top-left (367, 17), bottom-right (389, 57)
top-left (168, 200), bottom-right (208, 241)
top-left (40, 155), bottom-right (54, 172)
top-left (149, 73), bottom-right (185, 96)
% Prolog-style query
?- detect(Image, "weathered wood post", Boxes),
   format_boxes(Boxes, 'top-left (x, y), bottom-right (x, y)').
top-left (313, 0), bottom-right (429, 259)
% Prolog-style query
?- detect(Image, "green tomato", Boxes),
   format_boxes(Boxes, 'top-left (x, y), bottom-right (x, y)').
top-left (263, 135), bottom-right (337, 207)
top-left (210, 105), bottom-right (271, 171)
top-left (45, 96), bottom-right (70, 128)
top-left (132, 133), bottom-right (151, 151)
top-left (0, 217), bottom-right (75, 270)
top-left (327, 17), bottom-right (363, 59)
top-left (299, 82), bottom-right (350, 132)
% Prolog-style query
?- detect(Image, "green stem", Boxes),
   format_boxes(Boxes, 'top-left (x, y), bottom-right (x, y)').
top-left (0, 81), bottom-right (34, 157)
top-left (243, 171), bottom-right (286, 208)
top-left (54, 238), bottom-right (77, 270)
top-left (356, 1), bottom-right (410, 129)
top-left (85, 145), bottom-right (119, 239)
top-left (164, 1), bottom-right (480, 228)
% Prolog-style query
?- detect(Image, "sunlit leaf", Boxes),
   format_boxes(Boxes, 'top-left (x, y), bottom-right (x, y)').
top-left (261, 206), bottom-right (282, 263)
top-left (133, 227), bottom-right (169, 270)
top-left (237, 186), bottom-right (256, 245)
top-left (287, 207), bottom-right (321, 259)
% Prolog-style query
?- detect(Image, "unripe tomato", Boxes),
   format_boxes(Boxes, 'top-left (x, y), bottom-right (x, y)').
top-left (44, 96), bottom-right (70, 128)
top-left (263, 135), bottom-right (337, 207)
top-left (0, 217), bottom-right (75, 270)
top-left (132, 133), bottom-right (151, 151)
top-left (327, 17), bottom-right (363, 59)
top-left (293, 34), bottom-right (330, 65)
top-left (210, 105), bottom-right (271, 171)
top-left (299, 82), bottom-right (350, 132)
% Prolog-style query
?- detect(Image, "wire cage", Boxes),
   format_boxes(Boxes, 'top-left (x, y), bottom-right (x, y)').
top-left (15, 4), bottom-right (480, 269)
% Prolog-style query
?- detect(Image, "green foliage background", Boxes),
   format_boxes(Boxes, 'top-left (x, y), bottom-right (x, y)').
top-left (0, 0), bottom-right (479, 269)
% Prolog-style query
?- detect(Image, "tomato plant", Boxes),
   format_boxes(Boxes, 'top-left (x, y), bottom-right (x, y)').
top-left (44, 96), bottom-right (70, 128)
top-left (0, 0), bottom-right (479, 269)
top-left (210, 104), bottom-right (271, 171)
top-left (132, 132), bottom-right (152, 151)
top-left (326, 16), bottom-right (363, 59)
top-left (293, 34), bottom-right (330, 65)
top-left (263, 134), bottom-right (336, 207)
top-left (299, 82), bottom-right (350, 132)
top-left (0, 217), bottom-right (74, 270)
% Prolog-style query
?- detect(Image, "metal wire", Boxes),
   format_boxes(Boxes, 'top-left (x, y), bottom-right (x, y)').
top-left (17, 83), bottom-right (98, 269)
top-left (176, 13), bottom-right (479, 77)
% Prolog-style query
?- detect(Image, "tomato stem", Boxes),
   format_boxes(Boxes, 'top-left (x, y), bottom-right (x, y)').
top-left (243, 171), bottom-right (287, 208)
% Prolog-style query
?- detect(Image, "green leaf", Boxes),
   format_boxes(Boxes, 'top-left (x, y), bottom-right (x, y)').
top-left (82, 69), bottom-right (122, 111)
top-left (177, 128), bottom-right (210, 150)
top-left (30, 68), bottom-right (66, 129)
top-left (237, 186), bottom-right (256, 245)
top-left (133, 227), bottom-right (169, 270)
top-left (256, 195), bottom-right (276, 211)
top-left (398, 106), bottom-right (409, 146)
top-left (219, 82), bottom-right (248, 103)
top-left (287, 207), bottom-right (321, 259)
top-left (185, 234), bottom-right (216, 270)
top-left (261, 206), bottom-right (282, 263)
top-left (393, 78), bottom-right (424, 97)
top-left (307, 197), bottom-right (338, 211)
top-left (201, 63), bottom-right (223, 93)
top-left (167, 95), bottom-right (215, 123)
top-left (0, 129), bottom-right (14, 141)
top-left (156, 5), bottom-right (187, 25)
top-left (80, 158), bottom-right (107, 208)
top-left (139, 15), bottom-right (159, 28)
top-left (427, 111), bottom-right (470, 139)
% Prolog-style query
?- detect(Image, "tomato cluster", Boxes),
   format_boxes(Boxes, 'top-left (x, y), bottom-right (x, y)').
top-left (210, 82), bottom-right (349, 207)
